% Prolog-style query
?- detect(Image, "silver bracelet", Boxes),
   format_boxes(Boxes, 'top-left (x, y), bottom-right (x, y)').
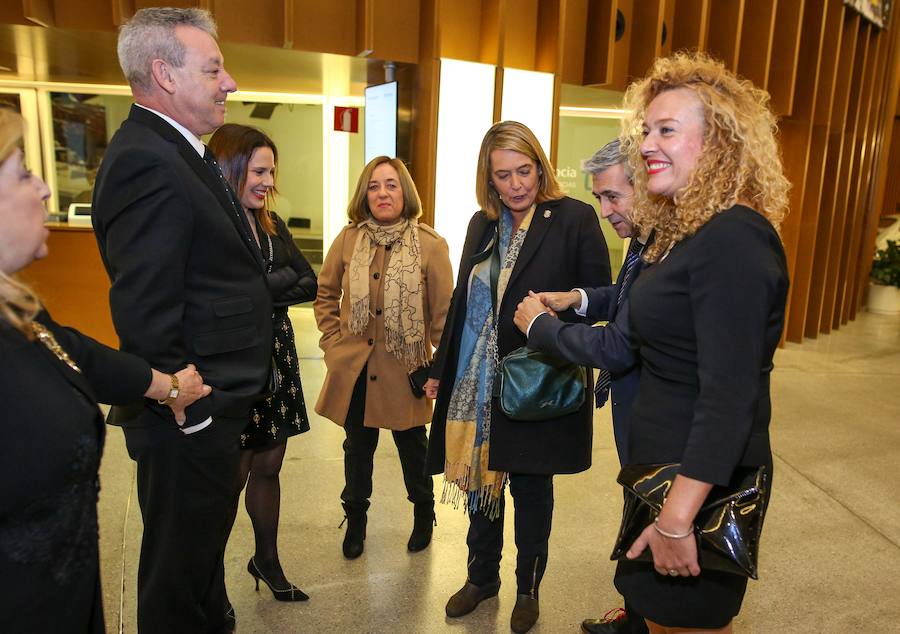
top-left (653, 517), bottom-right (693, 539)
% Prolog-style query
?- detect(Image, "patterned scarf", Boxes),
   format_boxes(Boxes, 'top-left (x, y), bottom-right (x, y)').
top-left (348, 218), bottom-right (426, 371)
top-left (442, 207), bottom-right (534, 519)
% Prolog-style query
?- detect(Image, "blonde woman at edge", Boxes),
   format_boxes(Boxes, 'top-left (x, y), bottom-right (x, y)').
top-left (314, 156), bottom-right (453, 560)
top-left (0, 108), bottom-right (209, 633)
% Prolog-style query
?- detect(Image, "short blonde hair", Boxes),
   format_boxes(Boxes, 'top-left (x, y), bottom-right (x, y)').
top-left (621, 52), bottom-right (790, 262)
top-left (476, 121), bottom-right (565, 221)
top-left (347, 156), bottom-right (422, 224)
top-left (0, 109), bottom-right (41, 339)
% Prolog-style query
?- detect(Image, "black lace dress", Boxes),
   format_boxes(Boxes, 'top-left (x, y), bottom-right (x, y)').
top-left (241, 214), bottom-right (317, 449)
top-left (0, 312), bottom-right (151, 633)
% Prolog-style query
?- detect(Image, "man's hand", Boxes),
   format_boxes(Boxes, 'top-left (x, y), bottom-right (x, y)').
top-left (532, 290), bottom-right (582, 312)
top-left (424, 378), bottom-right (440, 400)
top-left (146, 364), bottom-right (212, 425)
top-left (514, 292), bottom-right (556, 334)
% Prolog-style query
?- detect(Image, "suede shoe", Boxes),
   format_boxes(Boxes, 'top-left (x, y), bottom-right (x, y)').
top-left (445, 580), bottom-right (501, 617)
top-left (582, 608), bottom-right (637, 634)
top-left (510, 594), bottom-right (539, 633)
top-left (340, 503), bottom-right (367, 559)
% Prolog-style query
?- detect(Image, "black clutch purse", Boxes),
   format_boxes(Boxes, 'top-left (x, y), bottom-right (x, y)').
top-left (610, 463), bottom-right (768, 579)
top-left (408, 364), bottom-right (431, 398)
top-left (495, 346), bottom-right (586, 421)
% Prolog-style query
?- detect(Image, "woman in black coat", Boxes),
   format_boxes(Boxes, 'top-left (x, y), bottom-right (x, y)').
top-left (614, 53), bottom-right (790, 633)
top-left (425, 121), bottom-right (611, 634)
top-left (0, 109), bottom-right (209, 633)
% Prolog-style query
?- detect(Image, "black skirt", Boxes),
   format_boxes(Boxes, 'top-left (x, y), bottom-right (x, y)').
top-left (242, 310), bottom-right (310, 449)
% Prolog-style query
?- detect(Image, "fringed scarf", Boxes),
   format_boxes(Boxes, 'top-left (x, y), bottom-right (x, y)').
top-left (348, 218), bottom-right (427, 371)
top-left (442, 207), bottom-right (534, 520)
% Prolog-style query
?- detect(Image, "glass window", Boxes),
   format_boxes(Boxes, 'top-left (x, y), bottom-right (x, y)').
top-left (49, 92), bottom-right (133, 213)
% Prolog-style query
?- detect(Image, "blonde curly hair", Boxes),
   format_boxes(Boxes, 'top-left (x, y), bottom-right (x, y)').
top-left (621, 52), bottom-right (790, 262)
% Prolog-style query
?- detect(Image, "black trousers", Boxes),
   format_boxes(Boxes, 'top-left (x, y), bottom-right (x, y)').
top-left (466, 473), bottom-right (554, 598)
top-left (341, 369), bottom-right (433, 512)
top-left (123, 416), bottom-right (245, 634)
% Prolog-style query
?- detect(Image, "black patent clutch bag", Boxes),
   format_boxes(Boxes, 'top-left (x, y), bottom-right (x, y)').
top-left (610, 463), bottom-right (768, 579)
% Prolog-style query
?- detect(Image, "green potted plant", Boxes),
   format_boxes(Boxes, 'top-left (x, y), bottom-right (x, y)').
top-left (868, 240), bottom-right (900, 315)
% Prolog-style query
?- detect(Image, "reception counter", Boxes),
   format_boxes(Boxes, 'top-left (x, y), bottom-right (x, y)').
top-left (18, 222), bottom-right (118, 348)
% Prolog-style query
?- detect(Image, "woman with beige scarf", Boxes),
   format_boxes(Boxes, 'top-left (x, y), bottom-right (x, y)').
top-left (314, 156), bottom-right (453, 559)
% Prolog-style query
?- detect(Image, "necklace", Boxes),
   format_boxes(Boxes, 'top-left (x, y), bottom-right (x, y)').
top-left (31, 322), bottom-right (82, 373)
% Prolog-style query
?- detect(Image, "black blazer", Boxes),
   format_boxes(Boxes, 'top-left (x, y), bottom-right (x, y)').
top-left (265, 213), bottom-right (317, 309)
top-left (426, 197), bottom-right (611, 475)
top-left (0, 311), bottom-right (150, 633)
top-left (92, 105), bottom-right (273, 428)
top-left (528, 250), bottom-right (645, 465)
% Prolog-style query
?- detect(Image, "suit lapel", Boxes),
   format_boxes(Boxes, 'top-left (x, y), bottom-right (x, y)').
top-left (127, 106), bottom-right (265, 269)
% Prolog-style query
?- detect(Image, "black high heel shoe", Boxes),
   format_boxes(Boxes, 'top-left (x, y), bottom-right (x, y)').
top-left (247, 557), bottom-right (309, 602)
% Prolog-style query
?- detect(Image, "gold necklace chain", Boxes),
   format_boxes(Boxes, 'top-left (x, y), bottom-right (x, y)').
top-left (31, 322), bottom-right (82, 374)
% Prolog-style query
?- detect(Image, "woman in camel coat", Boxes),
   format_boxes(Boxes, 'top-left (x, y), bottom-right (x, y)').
top-left (314, 156), bottom-right (453, 560)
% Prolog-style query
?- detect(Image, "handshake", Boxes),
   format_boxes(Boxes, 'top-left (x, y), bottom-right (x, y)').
top-left (513, 290), bottom-right (582, 335)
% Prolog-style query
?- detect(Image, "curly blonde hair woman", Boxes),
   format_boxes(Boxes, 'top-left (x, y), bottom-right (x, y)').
top-left (611, 53), bottom-right (791, 633)
top-left (620, 52), bottom-right (790, 262)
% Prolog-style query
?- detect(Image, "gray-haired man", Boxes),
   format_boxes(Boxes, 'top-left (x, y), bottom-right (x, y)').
top-left (515, 139), bottom-right (650, 634)
top-left (93, 8), bottom-right (271, 632)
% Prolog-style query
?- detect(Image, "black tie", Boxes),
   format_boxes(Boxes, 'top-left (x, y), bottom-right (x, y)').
top-left (594, 238), bottom-right (643, 408)
top-left (202, 147), bottom-right (260, 255)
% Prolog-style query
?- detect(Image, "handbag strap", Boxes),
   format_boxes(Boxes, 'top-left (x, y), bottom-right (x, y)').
top-left (489, 223), bottom-right (500, 317)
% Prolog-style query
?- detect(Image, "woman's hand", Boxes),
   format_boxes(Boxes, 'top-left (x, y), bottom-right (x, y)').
top-left (424, 378), bottom-right (440, 400)
top-left (170, 364), bottom-right (212, 424)
top-left (626, 520), bottom-right (700, 577)
top-left (146, 364), bottom-right (212, 425)
top-left (514, 292), bottom-right (555, 334)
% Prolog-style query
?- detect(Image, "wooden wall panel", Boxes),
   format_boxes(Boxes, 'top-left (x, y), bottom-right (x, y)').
top-left (627, 0), bottom-right (664, 81)
top-left (479, 0), bottom-right (501, 65)
top-left (767, 0), bottom-right (805, 116)
top-left (705, 0), bottom-right (744, 70)
top-left (582, 0), bottom-right (614, 85)
top-left (291, 0), bottom-right (357, 56)
top-left (501, 0), bottom-right (539, 69)
top-left (778, 0), bottom-right (828, 338)
top-left (800, 0), bottom-right (843, 337)
top-left (213, 0), bottom-right (284, 48)
top-left (52, 0), bottom-right (116, 31)
top-left (412, 0), bottom-right (439, 223)
top-left (831, 22), bottom-right (870, 327)
top-left (736, 0), bottom-right (776, 89)
top-left (660, 0), bottom-right (676, 58)
top-left (882, 121), bottom-right (900, 216)
top-left (847, 29), bottom-right (887, 319)
top-left (361, 0), bottom-right (420, 63)
top-left (535, 0), bottom-right (563, 74)
top-left (671, 0), bottom-right (709, 52)
top-left (820, 12), bottom-right (861, 331)
top-left (608, 0), bottom-right (635, 90)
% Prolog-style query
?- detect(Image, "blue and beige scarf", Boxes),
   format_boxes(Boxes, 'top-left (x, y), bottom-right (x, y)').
top-left (442, 206), bottom-right (534, 519)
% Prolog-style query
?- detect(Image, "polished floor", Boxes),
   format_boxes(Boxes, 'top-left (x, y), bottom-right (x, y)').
top-left (97, 308), bottom-right (900, 633)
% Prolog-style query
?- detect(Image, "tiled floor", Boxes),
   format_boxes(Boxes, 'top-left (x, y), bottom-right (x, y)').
top-left (97, 308), bottom-right (900, 633)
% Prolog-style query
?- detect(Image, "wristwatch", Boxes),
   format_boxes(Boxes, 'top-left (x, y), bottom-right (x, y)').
top-left (157, 374), bottom-right (180, 406)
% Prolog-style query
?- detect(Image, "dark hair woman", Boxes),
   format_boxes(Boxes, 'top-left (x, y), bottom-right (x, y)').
top-left (208, 123), bottom-right (317, 602)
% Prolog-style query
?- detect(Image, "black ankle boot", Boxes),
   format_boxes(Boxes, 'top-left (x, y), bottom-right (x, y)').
top-left (407, 505), bottom-right (435, 552)
top-left (340, 503), bottom-right (367, 559)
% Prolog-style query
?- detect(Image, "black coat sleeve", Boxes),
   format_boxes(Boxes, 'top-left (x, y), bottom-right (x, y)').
top-left (268, 216), bottom-right (317, 307)
top-left (40, 312), bottom-right (152, 405)
top-left (680, 214), bottom-right (785, 484)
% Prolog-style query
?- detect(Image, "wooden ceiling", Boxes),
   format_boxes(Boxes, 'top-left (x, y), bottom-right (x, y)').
top-left (0, 23), bottom-right (368, 95)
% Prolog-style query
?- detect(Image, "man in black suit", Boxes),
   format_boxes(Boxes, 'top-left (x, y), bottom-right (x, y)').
top-left (514, 139), bottom-right (650, 634)
top-left (92, 8), bottom-right (271, 633)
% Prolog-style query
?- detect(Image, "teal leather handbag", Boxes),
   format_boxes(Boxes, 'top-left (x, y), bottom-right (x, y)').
top-left (497, 346), bottom-right (587, 421)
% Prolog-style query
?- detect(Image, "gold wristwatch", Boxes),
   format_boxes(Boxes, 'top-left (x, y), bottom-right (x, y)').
top-left (157, 374), bottom-right (180, 406)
